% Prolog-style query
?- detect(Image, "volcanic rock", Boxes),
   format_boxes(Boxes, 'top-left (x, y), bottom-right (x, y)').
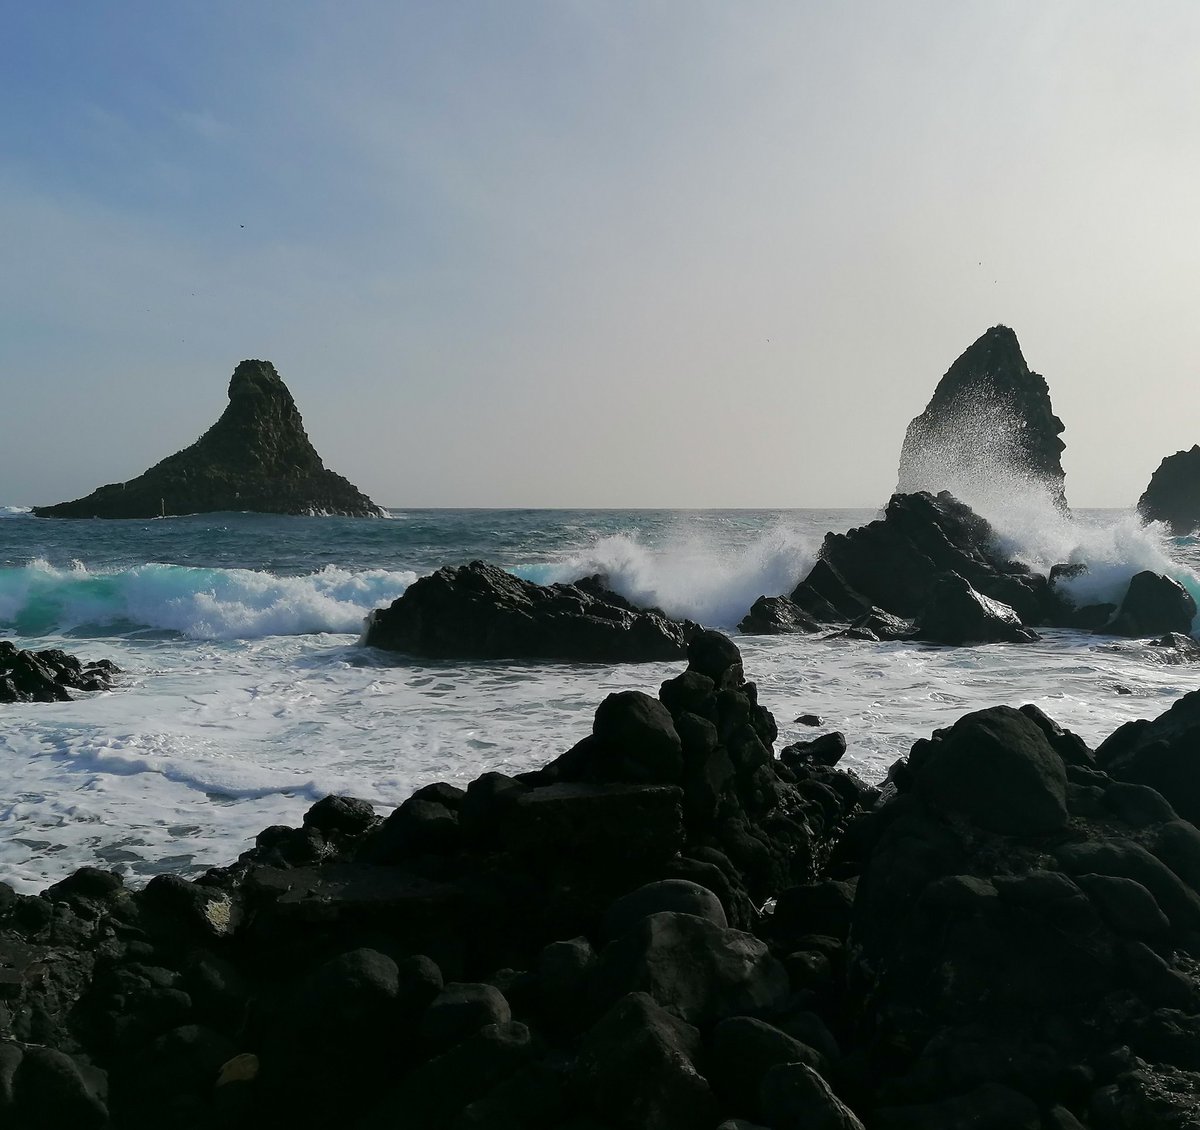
top-left (363, 560), bottom-right (696, 662)
top-left (1108, 571), bottom-right (1197, 638)
top-left (897, 324), bottom-right (1068, 509)
top-left (0, 642), bottom-right (118, 703)
top-left (783, 491), bottom-right (1058, 630)
top-left (1138, 445), bottom-right (1200, 535)
top-left (916, 572), bottom-right (1040, 645)
top-left (33, 360), bottom-right (384, 519)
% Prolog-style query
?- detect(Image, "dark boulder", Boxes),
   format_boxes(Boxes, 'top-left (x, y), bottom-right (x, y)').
top-left (1149, 632), bottom-right (1200, 662)
top-left (33, 359), bottom-right (385, 518)
top-left (912, 705), bottom-right (1069, 835)
top-left (1097, 690), bottom-right (1200, 825)
top-left (897, 324), bottom-right (1067, 509)
top-left (780, 732), bottom-right (847, 770)
top-left (916, 573), bottom-right (1039, 645)
top-left (759, 1061), bottom-right (864, 1130)
top-left (1138, 444), bottom-right (1200, 535)
top-left (1108, 571), bottom-right (1196, 637)
top-left (571, 992), bottom-right (717, 1130)
top-left (0, 642), bottom-right (118, 703)
top-left (738, 595), bottom-right (819, 635)
top-left (363, 561), bottom-right (695, 662)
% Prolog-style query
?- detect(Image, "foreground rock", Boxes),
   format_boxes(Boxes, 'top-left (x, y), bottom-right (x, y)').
top-left (897, 324), bottom-right (1068, 509)
top-left (0, 642), bottom-right (118, 702)
top-left (32, 360), bottom-right (385, 519)
top-left (1138, 445), bottom-right (1200, 536)
top-left (364, 560), bottom-right (698, 662)
top-left (7, 636), bottom-right (1200, 1126)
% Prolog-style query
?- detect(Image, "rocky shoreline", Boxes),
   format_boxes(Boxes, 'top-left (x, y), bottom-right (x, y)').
top-left (3, 632), bottom-right (1200, 1128)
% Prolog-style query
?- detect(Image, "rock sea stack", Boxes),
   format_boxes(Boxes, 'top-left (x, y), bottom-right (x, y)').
top-left (897, 325), bottom-right (1068, 510)
top-left (1138, 445), bottom-right (1200, 535)
top-left (32, 360), bottom-right (385, 519)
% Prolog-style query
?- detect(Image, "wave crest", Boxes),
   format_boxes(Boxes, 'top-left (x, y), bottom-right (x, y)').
top-left (0, 561), bottom-right (415, 640)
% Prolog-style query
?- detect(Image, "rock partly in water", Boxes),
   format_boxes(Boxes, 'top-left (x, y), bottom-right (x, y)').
top-left (897, 324), bottom-right (1068, 510)
top-left (916, 573), bottom-right (1040, 646)
top-left (738, 595), bottom-right (820, 636)
top-left (0, 642), bottom-right (118, 703)
top-left (784, 491), bottom-right (1058, 630)
top-left (363, 560), bottom-right (697, 662)
top-left (1138, 445), bottom-right (1200, 535)
top-left (32, 360), bottom-right (385, 519)
top-left (1108, 571), bottom-right (1197, 638)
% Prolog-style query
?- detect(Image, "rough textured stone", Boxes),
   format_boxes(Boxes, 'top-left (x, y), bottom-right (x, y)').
top-left (1138, 444), bottom-right (1200, 535)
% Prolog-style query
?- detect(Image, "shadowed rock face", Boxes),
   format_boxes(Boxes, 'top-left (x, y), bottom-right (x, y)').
top-left (1138, 445), bottom-right (1200, 535)
top-left (32, 360), bottom-right (384, 519)
top-left (897, 325), bottom-right (1068, 511)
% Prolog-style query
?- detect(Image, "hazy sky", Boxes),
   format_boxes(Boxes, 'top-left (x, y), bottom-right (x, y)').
top-left (4, 2), bottom-right (1199, 508)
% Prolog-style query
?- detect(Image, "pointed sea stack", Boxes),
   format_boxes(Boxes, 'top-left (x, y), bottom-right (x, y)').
top-left (32, 360), bottom-right (385, 519)
top-left (897, 325), bottom-right (1068, 509)
top-left (1137, 445), bottom-right (1200, 535)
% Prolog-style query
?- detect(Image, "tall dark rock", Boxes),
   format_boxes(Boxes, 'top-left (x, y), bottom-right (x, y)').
top-left (1138, 445), bottom-right (1200, 535)
top-left (897, 325), bottom-right (1068, 510)
top-left (32, 360), bottom-right (385, 519)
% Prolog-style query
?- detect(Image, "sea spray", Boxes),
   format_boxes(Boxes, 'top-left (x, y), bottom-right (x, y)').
top-left (523, 522), bottom-right (820, 627)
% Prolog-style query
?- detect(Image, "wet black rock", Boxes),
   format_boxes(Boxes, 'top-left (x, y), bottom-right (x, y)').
top-left (784, 491), bottom-right (1059, 630)
top-left (916, 572), bottom-right (1040, 645)
top-left (0, 642), bottom-right (118, 703)
top-left (897, 324), bottom-right (1068, 509)
top-left (1138, 445), bottom-right (1200, 535)
top-left (33, 360), bottom-right (384, 519)
top-left (738, 595), bottom-right (820, 635)
top-left (363, 560), bottom-right (696, 662)
top-left (1108, 571), bottom-right (1197, 638)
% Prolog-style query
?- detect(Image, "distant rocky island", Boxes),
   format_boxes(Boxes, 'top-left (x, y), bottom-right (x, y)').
top-left (897, 324), bottom-right (1068, 509)
top-left (32, 360), bottom-right (385, 519)
top-left (1139, 445), bottom-right (1200, 537)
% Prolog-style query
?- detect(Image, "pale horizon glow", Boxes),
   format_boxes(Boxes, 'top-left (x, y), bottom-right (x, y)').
top-left (4, 3), bottom-right (1199, 509)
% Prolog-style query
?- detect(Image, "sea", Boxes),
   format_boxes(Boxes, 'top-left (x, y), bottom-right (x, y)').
top-left (0, 502), bottom-right (1197, 895)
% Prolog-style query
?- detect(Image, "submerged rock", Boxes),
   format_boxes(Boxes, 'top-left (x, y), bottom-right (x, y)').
top-left (897, 324), bottom-right (1068, 509)
top-left (1138, 445), bottom-right (1200, 535)
top-left (33, 360), bottom-right (384, 519)
top-left (363, 560), bottom-right (697, 662)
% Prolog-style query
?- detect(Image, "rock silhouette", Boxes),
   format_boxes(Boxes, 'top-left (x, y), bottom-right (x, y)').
top-left (1138, 445), bottom-right (1200, 535)
top-left (33, 360), bottom-right (384, 519)
top-left (897, 325), bottom-right (1068, 510)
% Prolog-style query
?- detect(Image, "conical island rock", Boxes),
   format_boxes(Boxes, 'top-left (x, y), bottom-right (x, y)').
top-left (1137, 445), bottom-right (1200, 536)
top-left (897, 325), bottom-right (1068, 510)
top-left (33, 360), bottom-right (385, 519)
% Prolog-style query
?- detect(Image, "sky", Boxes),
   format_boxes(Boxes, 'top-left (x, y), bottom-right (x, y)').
top-left (4, 1), bottom-right (1200, 508)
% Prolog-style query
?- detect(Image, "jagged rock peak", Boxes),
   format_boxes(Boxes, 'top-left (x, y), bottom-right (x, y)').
top-left (1137, 444), bottom-right (1200, 536)
top-left (32, 360), bottom-right (386, 519)
top-left (897, 325), bottom-right (1068, 510)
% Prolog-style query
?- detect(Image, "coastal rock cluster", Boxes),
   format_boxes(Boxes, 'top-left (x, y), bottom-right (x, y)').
top-left (4, 635), bottom-right (1200, 1127)
top-left (32, 361), bottom-right (384, 520)
top-left (897, 324), bottom-right (1068, 510)
top-left (1138, 446), bottom-right (1200, 537)
top-left (738, 490), bottom-right (1196, 646)
top-left (0, 641), bottom-right (117, 703)
top-left (365, 562), bottom-right (697, 662)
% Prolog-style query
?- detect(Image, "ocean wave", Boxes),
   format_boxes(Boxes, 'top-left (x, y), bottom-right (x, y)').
top-left (0, 506), bottom-right (31, 518)
top-left (0, 561), bottom-right (415, 640)
top-left (518, 523), bottom-right (819, 627)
